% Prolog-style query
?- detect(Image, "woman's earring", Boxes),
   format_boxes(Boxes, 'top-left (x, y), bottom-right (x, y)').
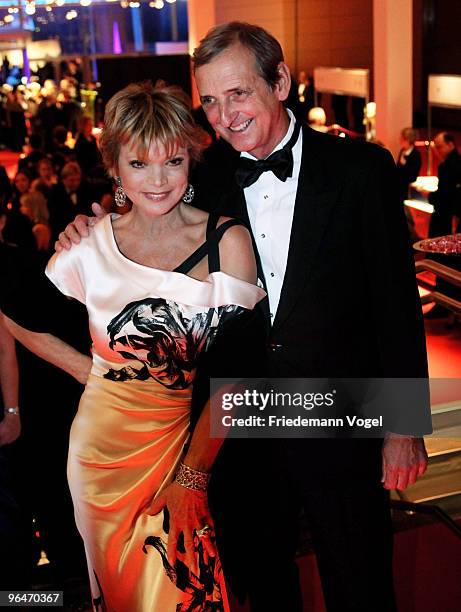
top-left (182, 184), bottom-right (195, 204)
top-left (114, 176), bottom-right (126, 207)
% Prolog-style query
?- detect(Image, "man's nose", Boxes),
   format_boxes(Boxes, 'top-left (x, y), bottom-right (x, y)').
top-left (218, 101), bottom-right (237, 128)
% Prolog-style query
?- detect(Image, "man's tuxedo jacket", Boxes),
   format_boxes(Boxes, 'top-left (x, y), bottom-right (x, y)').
top-left (429, 147), bottom-right (461, 236)
top-left (396, 146), bottom-right (422, 202)
top-left (193, 126), bottom-right (431, 485)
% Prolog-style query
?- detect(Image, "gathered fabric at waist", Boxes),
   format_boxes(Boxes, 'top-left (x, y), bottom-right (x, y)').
top-left (70, 373), bottom-right (192, 467)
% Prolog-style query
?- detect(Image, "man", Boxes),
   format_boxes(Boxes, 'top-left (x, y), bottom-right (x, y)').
top-left (56, 23), bottom-right (430, 611)
top-left (48, 162), bottom-right (95, 243)
top-left (424, 132), bottom-right (461, 238)
top-left (420, 132), bottom-right (461, 318)
top-left (190, 23), bottom-right (430, 612)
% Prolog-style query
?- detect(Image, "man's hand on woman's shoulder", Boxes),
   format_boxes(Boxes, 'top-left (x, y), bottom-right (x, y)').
top-left (55, 202), bottom-right (107, 252)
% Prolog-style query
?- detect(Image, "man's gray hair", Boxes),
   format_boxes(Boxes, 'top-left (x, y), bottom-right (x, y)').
top-left (193, 21), bottom-right (284, 89)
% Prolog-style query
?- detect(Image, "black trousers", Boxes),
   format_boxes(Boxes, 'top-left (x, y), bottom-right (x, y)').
top-left (209, 439), bottom-right (396, 612)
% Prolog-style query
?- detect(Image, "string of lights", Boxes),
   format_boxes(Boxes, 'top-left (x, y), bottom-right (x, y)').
top-left (0, 0), bottom-right (177, 25)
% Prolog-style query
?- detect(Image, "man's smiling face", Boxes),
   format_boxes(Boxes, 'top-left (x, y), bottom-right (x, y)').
top-left (195, 43), bottom-right (290, 160)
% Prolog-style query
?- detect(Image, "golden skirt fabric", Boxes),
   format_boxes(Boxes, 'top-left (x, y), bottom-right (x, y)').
top-left (68, 374), bottom-right (225, 611)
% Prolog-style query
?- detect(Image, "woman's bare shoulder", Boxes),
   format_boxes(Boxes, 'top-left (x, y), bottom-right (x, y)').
top-left (216, 218), bottom-right (256, 284)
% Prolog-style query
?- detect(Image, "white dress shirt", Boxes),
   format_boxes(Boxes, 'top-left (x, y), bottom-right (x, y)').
top-left (242, 109), bottom-right (302, 322)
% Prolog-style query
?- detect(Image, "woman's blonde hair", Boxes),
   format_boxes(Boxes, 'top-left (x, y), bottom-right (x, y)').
top-left (99, 81), bottom-right (207, 174)
top-left (20, 191), bottom-right (49, 224)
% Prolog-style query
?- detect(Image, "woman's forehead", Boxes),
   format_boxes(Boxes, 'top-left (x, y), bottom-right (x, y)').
top-left (121, 138), bottom-right (187, 160)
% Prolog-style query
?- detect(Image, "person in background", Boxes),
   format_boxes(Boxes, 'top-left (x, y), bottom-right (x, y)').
top-left (11, 171), bottom-right (31, 211)
top-left (0, 318), bottom-right (20, 447)
top-left (0, 206), bottom-right (27, 590)
top-left (50, 126), bottom-right (74, 175)
top-left (74, 116), bottom-right (102, 177)
top-left (59, 88), bottom-right (82, 136)
top-left (4, 89), bottom-right (27, 152)
top-left (295, 70), bottom-right (315, 121)
top-left (396, 127), bottom-right (422, 201)
top-left (18, 133), bottom-right (45, 180)
top-left (47, 162), bottom-right (95, 243)
top-left (307, 106), bottom-right (328, 132)
top-left (425, 132), bottom-right (461, 237)
top-left (19, 191), bottom-right (51, 255)
top-left (2, 181), bottom-right (37, 254)
top-left (0, 165), bottom-right (12, 208)
top-left (420, 132), bottom-right (461, 318)
top-left (396, 127), bottom-right (422, 243)
top-left (31, 157), bottom-right (57, 202)
top-left (0, 207), bottom-right (20, 449)
top-left (0, 234), bottom-right (20, 448)
top-left (1, 203), bottom-right (90, 591)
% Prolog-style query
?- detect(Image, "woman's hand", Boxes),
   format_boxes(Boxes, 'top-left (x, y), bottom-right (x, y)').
top-left (150, 481), bottom-right (216, 576)
top-left (0, 412), bottom-right (21, 446)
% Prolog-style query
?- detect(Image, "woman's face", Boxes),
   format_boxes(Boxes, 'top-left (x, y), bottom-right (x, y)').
top-left (38, 160), bottom-right (53, 180)
top-left (117, 139), bottom-right (189, 218)
top-left (14, 173), bottom-right (30, 194)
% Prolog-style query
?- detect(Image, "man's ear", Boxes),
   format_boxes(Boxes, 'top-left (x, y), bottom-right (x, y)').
top-left (274, 62), bottom-right (291, 102)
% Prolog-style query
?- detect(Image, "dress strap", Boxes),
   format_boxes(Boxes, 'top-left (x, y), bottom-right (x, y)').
top-left (173, 217), bottom-right (246, 275)
top-left (206, 211), bottom-right (221, 237)
top-left (173, 241), bottom-right (210, 275)
top-left (207, 218), bottom-right (245, 273)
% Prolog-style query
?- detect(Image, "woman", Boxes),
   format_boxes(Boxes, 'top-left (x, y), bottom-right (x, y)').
top-left (11, 171), bottom-right (31, 211)
top-left (0, 206), bottom-right (24, 586)
top-left (5, 82), bottom-right (265, 611)
top-left (2, 177), bottom-right (37, 254)
top-left (19, 191), bottom-right (51, 253)
top-left (0, 209), bottom-right (20, 447)
top-left (31, 157), bottom-right (57, 202)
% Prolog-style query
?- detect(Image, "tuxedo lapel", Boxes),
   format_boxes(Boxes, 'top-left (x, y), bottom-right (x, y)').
top-left (272, 127), bottom-right (342, 331)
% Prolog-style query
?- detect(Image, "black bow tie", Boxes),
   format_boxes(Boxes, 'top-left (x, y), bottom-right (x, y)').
top-left (235, 121), bottom-right (301, 189)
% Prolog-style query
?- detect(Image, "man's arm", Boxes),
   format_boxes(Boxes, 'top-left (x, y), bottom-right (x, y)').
top-left (359, 145), bottom-right (431, 490)
top-left (54, 202), bottom-right (106, 252)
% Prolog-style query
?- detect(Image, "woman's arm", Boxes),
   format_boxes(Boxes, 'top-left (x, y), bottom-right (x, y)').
top-left (0, 312), bottom-right (20, 445)
top-left (3, 315), bottom-right (92, 385)
top-left (182, 222), bottom-right (258, 465)
top-left (150, 222), bottom-right (259, 571)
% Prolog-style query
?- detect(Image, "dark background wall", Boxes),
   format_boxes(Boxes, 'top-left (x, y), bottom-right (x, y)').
top-left (96, 54), bottom-right (191, 104)
top-left (414, 0), bottom-right (461, 129)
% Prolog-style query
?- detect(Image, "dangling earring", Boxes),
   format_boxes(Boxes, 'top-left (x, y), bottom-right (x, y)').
top-left (114, 176), bottom-right (126, 207)
top-left (182, 184), bottom-right (195, 204)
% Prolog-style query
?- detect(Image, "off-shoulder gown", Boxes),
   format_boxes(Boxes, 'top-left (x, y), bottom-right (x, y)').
top-left (45, 214), bottom-right (265, 612)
